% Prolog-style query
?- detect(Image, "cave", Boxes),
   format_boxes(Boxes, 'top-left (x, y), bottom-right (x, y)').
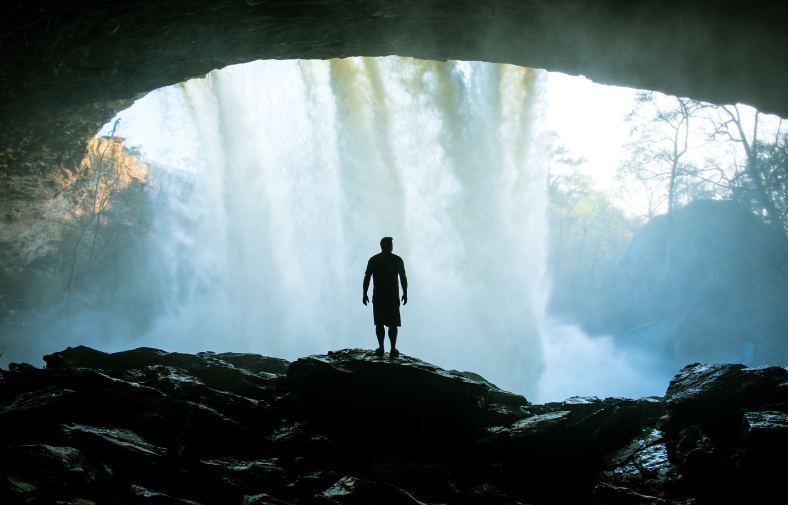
top-left (3, 2), bottom-right (788, 504)
top-left (2, 0), bottom-right (787, 180)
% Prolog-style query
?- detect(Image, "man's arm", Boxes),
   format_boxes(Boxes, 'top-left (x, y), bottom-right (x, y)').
top-left (363, 273), bottom-right (371, 306)
top-left (400, 271), bottom-right (408, 305)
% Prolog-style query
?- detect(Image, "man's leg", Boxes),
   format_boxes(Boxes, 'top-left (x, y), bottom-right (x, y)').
top-left (375, 325), bottom-right (385, 352)
top-left (388, 326), bottom-right (398, 353)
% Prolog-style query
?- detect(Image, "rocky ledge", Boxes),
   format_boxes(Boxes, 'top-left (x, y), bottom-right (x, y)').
top-left (2, 347), bottom-right (787, 504)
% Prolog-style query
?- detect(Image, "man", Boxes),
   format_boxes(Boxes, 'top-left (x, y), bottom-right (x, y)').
top-left (363, 237), bottom-right (408, 357)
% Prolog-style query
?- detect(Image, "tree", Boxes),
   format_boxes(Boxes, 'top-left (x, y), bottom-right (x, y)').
top-left (706, 105), bottom-right (787, 233)
top-left (617, 91), bottom-right (713, 218)
top-left (63, 120), bottom-right (152, 306)
top-left (547, 134), bottom-right (642, 328)
top-left (66, 119), bottom-right (122, 295)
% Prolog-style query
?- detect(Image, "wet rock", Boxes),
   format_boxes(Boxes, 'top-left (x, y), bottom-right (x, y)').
top-left (284, 349), bottom-right (494, 446)
top-left (662, 363), bottom-right (788, 430)
top-left (479, 411), bottom-right (573, 459)
top-left (547, 396), bottom-right (604, 422)
top-left (637, 397), bottom-right (667, 426)
top-left (600, 443), bottom-right (683, 498)
top-left (8, 362), bottom-right (37, 372)
top-left (61, 424), bottom-right (162, 468)
top-left (122, 365), bottom-right (266, 423)
top-left (43, 346), bottom-right (284, 400)
top-left (604, 429), bottom-right (665, 468)
top-left (317, 476), bottom-right (425, 505)
top-left (0, 444), bottom-right (109, 503)
top-left (744, 410), bottom-right (788, 449)
top-left (212, 352), bottom-right (290, 375)
top-left (280, 471), bottom-right (342, 503)
top-left (460, 482), bottom-right (510, 505)
top-left (196, 457), bottom-right (288, 501)
top-left (5, 348), bottom-right (788, 505)
top-left (593, 483), bottom-right (685, 505)
top-left (242, 493), bottom-right (292, 505)
top-left (128, 484), bottom-right (204, 505)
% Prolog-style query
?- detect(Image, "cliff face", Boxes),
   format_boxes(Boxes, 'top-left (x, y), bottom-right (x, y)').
top-left (0, 136), bottom-right (150, 271)
top-left (1, 346), bottom-right (787, 504)
top-left (0, 137), bottom-right (152, 331)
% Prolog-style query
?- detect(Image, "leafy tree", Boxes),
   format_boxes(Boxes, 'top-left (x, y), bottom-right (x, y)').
top-left (63, 124), bottom-right (152, 308)
top-left (547, 135), bottom-right (642, 327)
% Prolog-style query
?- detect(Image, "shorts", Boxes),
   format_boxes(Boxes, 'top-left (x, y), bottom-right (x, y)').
top-left (373, 301), bottom-right (401, 327)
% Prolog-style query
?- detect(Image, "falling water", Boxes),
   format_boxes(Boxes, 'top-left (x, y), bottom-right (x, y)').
top-left (126, 58), bottom-right (548, 397)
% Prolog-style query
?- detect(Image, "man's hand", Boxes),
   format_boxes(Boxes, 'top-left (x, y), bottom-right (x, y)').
top-left (363, 294), bottom-right (369, 306)
top-left (402, 293), bottom-right (408, 305)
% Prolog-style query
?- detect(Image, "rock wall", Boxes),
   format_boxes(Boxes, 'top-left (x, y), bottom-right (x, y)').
top-left (0, 136), bottom-right (150, 271)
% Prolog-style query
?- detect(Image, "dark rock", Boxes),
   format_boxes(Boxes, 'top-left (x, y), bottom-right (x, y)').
top-left (478, 411), bottom-right (573, 459)
top-left (284, 349), bottom-right (494, 446)
top-left (122, 365), bottom-right (267, 423)
top-left (662, 363), bottom-right (788, 431)
top-left (8, 362), bottom-right (37, 372)
top-left (242, 494), bottom-right (292, 505)
top-left (600, 443), bottom-right (683, 498)
top-left (546, 396), bottom-right (604, 422)
top-left (209, 352), bottom-right (289, 376)
top-left (604, 429), bottom-right (665, 468)
top-left (672, 424), bottom-right (745, 480)
top-left (280, 471), bottom-right (342, 503)
top-left (0, 444), bottom-right (109, 503)
top-left (43, 346), bottom-right (284, 400)
top-left (593, 483), bottom-right (684, 505)
top-left (638, 397), bottom-right (667, 427)
top-left (128, 484), bottom-right (204, 505)
top-left (6, 348), bottom-right (788, 505)
top-left (317, 476), bottom-right (425, 505)
top-left (744, 410), bottom-right (788, 452)
top-left (195, 457), bottom-right (287, 500)
top-left (61, 424), bottom-right (162, 468)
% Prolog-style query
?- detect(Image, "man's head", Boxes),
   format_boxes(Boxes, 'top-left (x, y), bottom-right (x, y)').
top-left (380, 237), bottom-right (393, 252)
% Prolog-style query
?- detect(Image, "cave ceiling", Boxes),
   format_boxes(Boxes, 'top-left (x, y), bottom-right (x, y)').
top-left (1, 0), bottom-right (787, 182)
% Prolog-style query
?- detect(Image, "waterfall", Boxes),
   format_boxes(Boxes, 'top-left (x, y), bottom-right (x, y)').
top-left (130, 58), bottom-right (549, 397)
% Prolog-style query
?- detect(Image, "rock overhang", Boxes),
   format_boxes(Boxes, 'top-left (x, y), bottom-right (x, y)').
top-left (1, 0), bottom-right (787, 181)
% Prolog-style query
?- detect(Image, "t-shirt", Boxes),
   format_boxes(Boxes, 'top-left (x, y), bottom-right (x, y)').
top-left (365, 252), bottom-right (406, 305)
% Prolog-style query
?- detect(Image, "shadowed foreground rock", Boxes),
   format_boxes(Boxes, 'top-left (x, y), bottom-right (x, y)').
top-left (2, 347), bottom-right (787, 504)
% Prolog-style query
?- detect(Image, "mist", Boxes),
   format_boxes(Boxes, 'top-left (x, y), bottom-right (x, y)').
top-left (1, 57), bottom-right (687, 403)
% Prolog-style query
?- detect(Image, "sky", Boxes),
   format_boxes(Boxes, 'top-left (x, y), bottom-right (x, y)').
top-left (543, 72), bottom-right (638, 189)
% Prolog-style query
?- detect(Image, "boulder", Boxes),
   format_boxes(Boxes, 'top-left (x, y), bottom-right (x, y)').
top-left (0, 444), bottom-right (109, 503)
top-left (662, 363), bottom-right (788, 431)
top-left (43, 346), bottom-right (285, 400)
top-left (317, 476), bottom-right (426, 505)
top-left (284, 349), bottom-right (497, 446)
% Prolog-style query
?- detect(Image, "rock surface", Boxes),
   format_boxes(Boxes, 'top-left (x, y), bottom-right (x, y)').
top-left (2, 0), bottom-right (787, 185)
top-left (2, 346), bottom-right (787, 504)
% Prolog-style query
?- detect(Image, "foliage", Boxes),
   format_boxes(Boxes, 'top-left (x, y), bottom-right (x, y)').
top-left (123, 144), bottom-right (146, 158)
top-left (547, 134), bottom-right (642, 327)
top-left (61, 133), bottom-right (153, 313)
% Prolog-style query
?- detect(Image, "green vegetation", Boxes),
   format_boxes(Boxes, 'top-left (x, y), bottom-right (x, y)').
top-left (546, 136), bottom-right (642, 326)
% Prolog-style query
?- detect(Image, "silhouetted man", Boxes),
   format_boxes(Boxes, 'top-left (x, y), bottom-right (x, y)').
top-left (363, 237), bottom-right (408, 357)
